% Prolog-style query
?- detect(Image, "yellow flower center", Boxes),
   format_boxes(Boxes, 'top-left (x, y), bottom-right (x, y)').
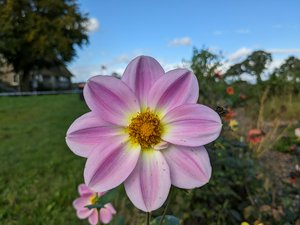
top-left (89, 195), bottom-right (97, 205)
top-left (128, 110), bottom-right (162, 149)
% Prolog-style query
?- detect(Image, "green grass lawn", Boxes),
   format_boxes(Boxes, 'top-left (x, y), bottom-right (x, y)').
top-left (0, 94), bottom-right (92, 225)
top-left (0, 94), bottom-right (170, 225)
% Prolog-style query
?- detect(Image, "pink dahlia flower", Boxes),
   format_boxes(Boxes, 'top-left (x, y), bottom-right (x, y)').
top-left (73, 184), bottom-right (116, 225)
top-left (66, 56), bottom-right (222, 212)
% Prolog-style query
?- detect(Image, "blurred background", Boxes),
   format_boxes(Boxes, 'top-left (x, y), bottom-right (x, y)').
top-left (0, 0), bottom-right (299, 224)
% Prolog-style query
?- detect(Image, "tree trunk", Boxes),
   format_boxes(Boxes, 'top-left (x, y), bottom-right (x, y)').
top-left (256, 74), bottom-right (262, 85)
top-left (20, 69), bottom-right (31, 92)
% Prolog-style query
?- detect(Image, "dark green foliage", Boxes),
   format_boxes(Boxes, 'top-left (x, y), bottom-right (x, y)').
top-left (169, 138), bottom-right (299, 225)
top-left (150, 215), bottom-right (180, 225)
top-left (191, 47), bottom-right (224, 106)
top-left (273, 125), bottom-right (300, 153)
top-left (268, 56), bottom-right (300, 95)
top-left (225, 50), bottom-right (272, 85)
top-left (0, 0), bottom-right (89, 90)
top-left (171, 138), bottom-right (260, 225)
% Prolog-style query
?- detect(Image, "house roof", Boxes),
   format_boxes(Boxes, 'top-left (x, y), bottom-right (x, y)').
top-left (35, 65), bottom-right (73, 77)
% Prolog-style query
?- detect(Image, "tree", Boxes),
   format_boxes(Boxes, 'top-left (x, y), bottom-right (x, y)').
top-left (225, 50), bottom-right (272, 84)
top-left (269, 56), bottom-right (300, 94)
top-left (275, 56), bottom-right (300, 82)
top-left (0, 0), bottom-right (89, 91)
top-left (191, 47), bottom-right (222, 80)
top-left (190, 47), bottom-right (223, 105)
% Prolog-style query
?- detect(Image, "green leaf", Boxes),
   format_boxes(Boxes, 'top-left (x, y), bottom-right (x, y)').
top-left (98, 188), bottom-right (119, 205)
top-left (85, 188), bottom-right (118, 209)
top-left (150, 215), bottom-right (180, 225)
top-left (85, 203), bottom-right (105, 209)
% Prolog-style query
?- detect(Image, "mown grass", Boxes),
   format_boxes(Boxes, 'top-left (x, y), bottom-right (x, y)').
top-left (0, 94), bottom-right (92, 225)
top-left (0, 94), bottom-right (169, 225)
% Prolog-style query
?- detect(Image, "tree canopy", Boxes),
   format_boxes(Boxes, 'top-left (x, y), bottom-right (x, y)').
top-left (0, 0), bottom-right (89, 90)
top-left (225, 50), bottom-right (272, 84)
top-left (191, 47), bottom-right (224, 104)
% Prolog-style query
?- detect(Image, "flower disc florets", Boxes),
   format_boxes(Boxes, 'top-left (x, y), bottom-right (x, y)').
top-left (128, 109), bottom-right (162, 148)
top-left (89, 194), bottom-right (97, 205)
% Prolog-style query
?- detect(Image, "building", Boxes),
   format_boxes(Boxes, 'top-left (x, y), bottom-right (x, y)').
top-left (31, 66), bottom-right (72, 91)
top-left (0, 61), bottom-right (72, 91)
top-left (0, 63), bottom-right (19, 89)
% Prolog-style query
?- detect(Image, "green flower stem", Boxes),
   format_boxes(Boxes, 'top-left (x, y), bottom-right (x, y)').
top-left (159, 187), bottom-right (173, 225)
top-left (146, 212), bottom-right (150, 225)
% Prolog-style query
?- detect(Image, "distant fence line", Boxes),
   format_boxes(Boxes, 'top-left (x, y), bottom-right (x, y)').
top-left (0, 90), bottom-right (82, 97)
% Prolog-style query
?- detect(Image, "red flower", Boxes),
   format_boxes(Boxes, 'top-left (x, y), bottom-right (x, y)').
top-left (223, 108), bottom-right (236, 122)
top-left (226, 87), bottom-right (234, 95)
top-left (240, 94), bottom-right (246, 100)
top-left (214, 71), bottom-right (222, 79)
top-left (247, 129), bottom-right (264, 144)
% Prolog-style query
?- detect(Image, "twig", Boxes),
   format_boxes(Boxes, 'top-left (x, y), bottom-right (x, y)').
top-left (245, 184), bottom-right (255, 205)
top-left (256, 87), bottom-right (270, 129)
top-left (159, 187), bottom-right (173, 225)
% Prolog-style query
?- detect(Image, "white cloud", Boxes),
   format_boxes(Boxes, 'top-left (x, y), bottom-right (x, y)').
top-left (229, 47), bottom-right (300, 63)
top-left (207, 46), bottom-right (220, 52)
top-left (268, 48), bottom-right (300, 54)
top-left (70, 47), bottom-right (300, 83)
top-left (224, 47), bottom-right (299, 83)
top-left (86, 18), bottom-right (100, 32)
top-left (114, 54), bottom-right (133, 64)
top-left (112, 60), bottom-right (190, 78)
top-left (113, 50), bottom-right (145, 64)
top-left (266, 59), bottom-right (285, 73)
top-left (228, 47), bottom-right (252, 62)
top-left (114, 67), bottom-right (126, 75)
top-left (161, 61), bottom-right (191, 71)
top-left (212, 31), bottom-right (223, 36)
top-left (168, 37), bottom-right (192, 47)
top-left (236, 29), bottom-right (250, 34)
top-left (69, 64), bottom-right (102, 82)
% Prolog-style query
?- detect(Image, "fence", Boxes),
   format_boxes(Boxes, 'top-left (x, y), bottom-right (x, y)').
top-left (0, 90), bottom-right (81, 97)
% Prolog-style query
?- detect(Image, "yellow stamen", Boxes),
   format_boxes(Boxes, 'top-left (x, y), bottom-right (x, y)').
top-left (128, 109), bottom-right (162, 149)
top-left (89, 195), bottom-right (97, 205)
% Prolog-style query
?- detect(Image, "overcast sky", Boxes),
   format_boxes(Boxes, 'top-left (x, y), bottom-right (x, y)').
top-left (69, 0), bottom-right (300, 82)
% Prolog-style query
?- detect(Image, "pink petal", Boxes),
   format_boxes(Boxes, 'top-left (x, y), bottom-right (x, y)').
top-left (122, 56), bottom-right (164, 106)
top-left (162, 145), bottom-right (212, 189)
top-left (84, 139), bottom-right (141, 192)
top-left (66, 112), bottom-right (122, 157)
top-left (76, 208), bottom-right (93, 219)
top-left (83, 75), bottom-right (140, 126)
top-left (161, 104), bottom-right (222, 146)
top-left (105, 203), bottom-right (117, 214)
top-left (88, 210), bottom-right (99, 225)
top-left (147, 69), bottom-right (199, 115)
top-left (100, 207), bottom-right (113, 224)
top-left (73, 196), bottom-right (90, 211)
top-left (124, 150), bottom-right (171, 212)
top-left (78, 184), bottom-right (94, 196)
